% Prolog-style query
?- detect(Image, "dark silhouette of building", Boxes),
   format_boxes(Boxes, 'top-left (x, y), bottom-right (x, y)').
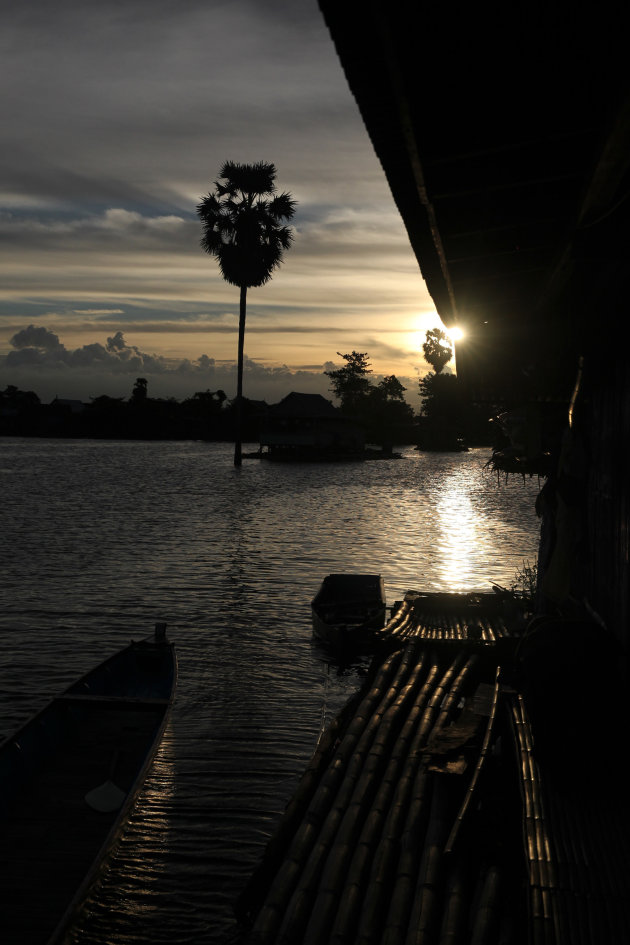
top-left (259, 391), bottom-right (364, 459)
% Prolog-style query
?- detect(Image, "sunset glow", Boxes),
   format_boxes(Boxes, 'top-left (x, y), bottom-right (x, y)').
top-left (0, 1), bottom-right (449, 406)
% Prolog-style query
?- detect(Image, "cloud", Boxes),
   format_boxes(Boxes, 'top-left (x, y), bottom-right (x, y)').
top-left (72, 308), bottom-right (126, 316)
top-left (1, 323), bottom-right (422, 408)
top-left (10, 325), bottom-right (64, 352)
top-left (5, 324), bottom-right (170, 374)
top-left (0, 208), bottom-right (193, 252)
top-left (3, 323), bottom-right (322, 387)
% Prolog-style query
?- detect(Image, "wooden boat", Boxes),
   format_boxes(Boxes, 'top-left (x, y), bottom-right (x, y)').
top-left (311, 573), bottom-right (386, 648)
top-left (0, 623), bottom-right (177, 945)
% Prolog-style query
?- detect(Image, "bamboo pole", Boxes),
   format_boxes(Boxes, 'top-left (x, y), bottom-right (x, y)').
top-left (301, 648), bottom-right (431, 945)
top-left (431, 655), bottom-right (479, 737)
top-left (437, 857), bottom-right (469, 945)
top-left (445, 668), bottom-right (501, 856)
top-left (329, 656), bottom-right (439, 944)
top-left (403, 776), bottom-right (453, 945)
top-left (467, 861), bottom-right (504, 945)
top-left (356, 766), bottom-right (433, 945)
top-left (268, 645), bottom-right (421, 943)
top-left (350, 654), bottom-right (453, 945)
top-left (352, 654), bottom-right (469, 945)
top-left (247, 648), bottom-right (406, 940)
top-left (239, 651), bottom-right (391, 919)
top-left (377, 604), bottom-right (410, 641)
top-left (508, 692), bottom-right (565, 945)
top-left (399, 657), bottom-right (481, 945)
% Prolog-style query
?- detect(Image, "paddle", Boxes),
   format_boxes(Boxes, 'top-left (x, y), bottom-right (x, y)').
top-left (85, 749), bottom-right (127, 813)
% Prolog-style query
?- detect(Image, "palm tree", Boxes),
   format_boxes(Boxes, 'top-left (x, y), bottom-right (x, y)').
top-left (197, 161), bottom-right (296, 466)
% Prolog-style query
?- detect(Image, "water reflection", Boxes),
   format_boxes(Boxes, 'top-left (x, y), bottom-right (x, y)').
top-left (436, 481), bottom-right (479, 590)
top-left (66, 729), bottom-right (178, 944)
top-left (0, 440), bottom-right (542, 943)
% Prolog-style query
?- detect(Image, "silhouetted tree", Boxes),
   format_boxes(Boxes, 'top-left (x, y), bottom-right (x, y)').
top-left (367, 376), bottom-right (415, 447)
top-left (417, 372), bottom-right (491, 448)
top-left (376, 375), bottom-right (407, 402)
top-left (179, 389), bottom-right (228, 438)
top-left (416, 372), bottom-right (463, 448)
top-left (326, 354), bottom-right (415, 446)
top-left (325, 351), bottom-right (373, 413)
top-left (419, 372), bottom-right (463, 423)
top-left (185, 389), bottom-right (221, 410)
top-left (197, 161), bottom-right (296, 466)
top-left (0, 385), bottom-right (42, 435)
top-left (130, 377), bottom-right (148, 403)
top-left (1, 384), bottom-right (40, 410)
top-left (422, 328), bottom-right (452, 374)
top-left (84, 395), bottom-right (127, 437)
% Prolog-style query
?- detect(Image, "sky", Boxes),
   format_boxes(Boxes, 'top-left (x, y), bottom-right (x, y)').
top-left (1, 0), bottom-right (453, 407)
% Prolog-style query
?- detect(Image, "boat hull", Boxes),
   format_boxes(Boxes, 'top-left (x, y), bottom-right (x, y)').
top-left (311, 573), bottom-right (386, 649)
top-left (0, 630), bottom-right (176, 945)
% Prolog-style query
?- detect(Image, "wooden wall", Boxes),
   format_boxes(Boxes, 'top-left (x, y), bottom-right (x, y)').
top-left (586, 359), bottom-right (630, 648)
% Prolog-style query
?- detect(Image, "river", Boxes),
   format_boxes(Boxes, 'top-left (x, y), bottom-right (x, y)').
top-left (0, 439), bottom-right (542, 943)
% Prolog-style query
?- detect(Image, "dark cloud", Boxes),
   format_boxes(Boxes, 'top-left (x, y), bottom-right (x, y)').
top-left (6, 325), bottom-right (168, 374)
top-left (10, 325), bottom-right (64, 352)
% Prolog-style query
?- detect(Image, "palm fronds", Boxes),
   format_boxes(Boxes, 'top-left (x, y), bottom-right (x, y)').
top-left (197, 162), bottom-right (296, 288)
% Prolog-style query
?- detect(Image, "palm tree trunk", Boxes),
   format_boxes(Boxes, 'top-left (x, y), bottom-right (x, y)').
top-left (234, 283), bottom-right (247, 467)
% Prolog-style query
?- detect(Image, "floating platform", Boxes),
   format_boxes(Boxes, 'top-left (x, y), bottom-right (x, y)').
top-left (237, 595), bottom-right (630, 945)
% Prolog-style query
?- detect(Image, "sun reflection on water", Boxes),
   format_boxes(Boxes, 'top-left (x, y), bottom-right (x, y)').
top-left (436, 477), bottom-right (483, 590)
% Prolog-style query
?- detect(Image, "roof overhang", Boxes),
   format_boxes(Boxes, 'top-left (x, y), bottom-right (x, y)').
top-left (319, 1), bottom-right (630, 400)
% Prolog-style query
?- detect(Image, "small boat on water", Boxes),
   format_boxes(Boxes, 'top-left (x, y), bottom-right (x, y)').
top-left (0, 623), bottom-right (177, 945)
top-left (311, 573), bottom-right (387, 648)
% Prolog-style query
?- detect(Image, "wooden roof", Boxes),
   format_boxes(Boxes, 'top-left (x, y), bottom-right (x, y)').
top-left (319, 1), bottom-right (630, 400)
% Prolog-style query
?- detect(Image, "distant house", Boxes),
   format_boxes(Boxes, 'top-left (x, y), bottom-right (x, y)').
top-left (50, 398), bottom-right (86, 414)
top-left (259, 392), bottom-right (364, 460)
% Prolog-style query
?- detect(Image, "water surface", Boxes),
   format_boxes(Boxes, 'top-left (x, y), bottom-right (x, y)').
top-left (0, 440), bottom-right (541, 942)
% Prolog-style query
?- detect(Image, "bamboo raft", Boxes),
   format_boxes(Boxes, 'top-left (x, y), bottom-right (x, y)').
top-left (238, 595), bottom-right (630, 945)
top-left (373, 590), bottom-right (521, 645)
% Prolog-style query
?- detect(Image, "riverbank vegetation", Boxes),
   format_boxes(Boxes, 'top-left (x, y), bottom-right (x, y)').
top-left (1, 332), bottom-right (499, 446)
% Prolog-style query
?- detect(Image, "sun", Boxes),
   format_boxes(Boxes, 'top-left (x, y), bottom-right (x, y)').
top-left (407, 315), bottom-right (462, 363)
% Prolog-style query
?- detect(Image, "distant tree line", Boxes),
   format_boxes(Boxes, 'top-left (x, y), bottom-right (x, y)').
top-left (325, 339), bottom-right (494, 449)
top-left (1, 331), bottom-right (496, 447)
top-left (0, 381), bottom-right (255, 441)
top-left (325, 352), bottom-right (416, 448)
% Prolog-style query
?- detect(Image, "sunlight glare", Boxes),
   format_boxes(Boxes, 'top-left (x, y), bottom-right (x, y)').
top-left (436, 479), bottom-right (479, 590)
top-left (409, 313), bottom-right (459, 365)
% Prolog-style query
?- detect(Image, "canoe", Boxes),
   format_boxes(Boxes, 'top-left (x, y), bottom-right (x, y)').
top-left (311, 573), bottom-right (386, 648)
top-left (0, 623), bottom-right (177, 945)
